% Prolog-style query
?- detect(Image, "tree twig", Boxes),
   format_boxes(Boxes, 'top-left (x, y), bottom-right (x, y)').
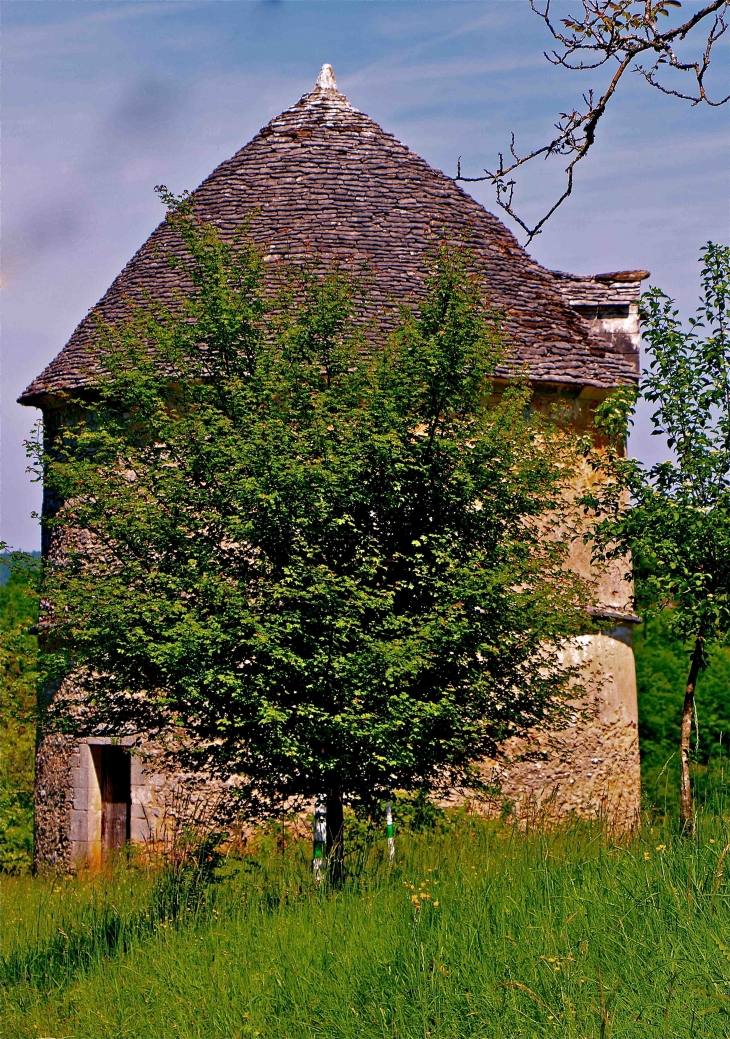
top-left (455, 1), bottom-right (729, 242)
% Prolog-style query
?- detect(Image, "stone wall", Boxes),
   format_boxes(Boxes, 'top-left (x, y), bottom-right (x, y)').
top-left (35, 629), bottom-right (639, 869)
top-left (33, 726), bottom-right (238, 870)
top-left (34, 733), bottom-right (76, 869)
top-left (34, 731), bottom-right (174, 870)
top-left (450, 632), bottom-right (641, 830)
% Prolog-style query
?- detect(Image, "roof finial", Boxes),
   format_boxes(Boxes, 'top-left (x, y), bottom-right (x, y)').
top-left (315, 64), bottom-right (337, 91)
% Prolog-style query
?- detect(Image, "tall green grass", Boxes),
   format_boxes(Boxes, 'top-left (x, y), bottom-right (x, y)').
top-left (3, 810), bottom-right (729, 1039)
top-left (1, 847), bottom-right (218, 997)
top-left (2, 564), bottom-right (729, 1035)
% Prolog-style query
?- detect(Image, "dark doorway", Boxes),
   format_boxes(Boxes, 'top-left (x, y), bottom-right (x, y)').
top-left (91, 746), bottom-right (131, 856)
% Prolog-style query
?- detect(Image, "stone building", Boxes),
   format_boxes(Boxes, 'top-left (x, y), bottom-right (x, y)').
top-left (20, 66), bottom-right (646, 869)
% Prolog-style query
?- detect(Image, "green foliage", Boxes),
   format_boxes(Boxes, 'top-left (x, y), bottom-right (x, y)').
top-left (589, 242), bottom-right (730, 652)
top-left (391, 789), bottom-right (449, 833)
top-left (35, 191), bottom-right (588, 815)
top-left (586, 243), bottom-right (730, 825)
top-left (2, 814), bottom-right (728, 1037)
top-left (635, 613), bottom-right (730, 807)
top-left (0, 560), bottom-right (39, 873)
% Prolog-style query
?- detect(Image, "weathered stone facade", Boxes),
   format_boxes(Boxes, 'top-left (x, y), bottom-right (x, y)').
top-left (466, 633), bottom-right (640, 831)
top-left (34, 734), bottom-right (164, 869)
top-left (23, 66), bottom-right (645, 868)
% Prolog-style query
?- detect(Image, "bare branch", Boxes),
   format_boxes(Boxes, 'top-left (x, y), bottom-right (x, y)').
top-left (455, 0), bottom-right (730, 242)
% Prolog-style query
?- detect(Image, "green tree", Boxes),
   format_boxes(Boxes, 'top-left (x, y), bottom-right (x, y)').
top-left (634, 613), bottom-right (730, 810)
top-left (0, 557), bottom-right (39, 872)
top-left (587, 243), bottom-right (730, 833)
top-left (34, 191), bottom-right (589, 881)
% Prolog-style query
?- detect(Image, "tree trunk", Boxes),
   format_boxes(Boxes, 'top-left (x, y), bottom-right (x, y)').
top-left (312, 796), bottom-right (327, 883)
top-left (326, 788), bottom-right (345, 887)
top-left (680, 636), bottom-right (704, 835)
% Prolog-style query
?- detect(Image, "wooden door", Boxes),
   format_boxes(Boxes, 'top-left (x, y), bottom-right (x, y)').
top-left (92, 746), bottom-right (131, 856)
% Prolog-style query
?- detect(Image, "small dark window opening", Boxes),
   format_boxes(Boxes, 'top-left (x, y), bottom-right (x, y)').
top-left (574, 304), bottom-right (630, 320)
top-left (91, 746), bottom-right (131, 855)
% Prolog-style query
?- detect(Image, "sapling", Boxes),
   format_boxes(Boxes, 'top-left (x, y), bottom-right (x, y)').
top-left (586, 243), bottom-right (730, 833)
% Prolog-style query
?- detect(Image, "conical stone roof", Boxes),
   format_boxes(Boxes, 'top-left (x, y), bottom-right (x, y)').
top-left (20, 66), bottom-right (639, 407)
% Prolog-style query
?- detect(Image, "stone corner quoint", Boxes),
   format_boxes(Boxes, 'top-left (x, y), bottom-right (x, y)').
top-left (19, 65), bottom-right (645, 870)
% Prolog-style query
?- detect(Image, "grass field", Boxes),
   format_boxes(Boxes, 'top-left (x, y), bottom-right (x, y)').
top-left (2, 568), bottom-right (729, 1037)
top-left (2, 806), bottom-right (729, 1039)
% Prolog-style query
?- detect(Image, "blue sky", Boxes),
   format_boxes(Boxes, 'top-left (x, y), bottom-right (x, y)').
top-left (2, 0), bottom-right (728, 550)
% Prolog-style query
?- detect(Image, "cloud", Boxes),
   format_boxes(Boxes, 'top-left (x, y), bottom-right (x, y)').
top-left (13, 202), bottom-right (85, 256)
top-left (5, 1), bottom-right (188, 63)
top-left (344, 53), bottom-right (542, 92)
top-left (110, 77), bottom-right (182, 140)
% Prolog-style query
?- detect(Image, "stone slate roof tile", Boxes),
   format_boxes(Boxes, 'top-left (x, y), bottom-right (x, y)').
top-left (551, 269), bottom-right (650, 308)
top-left (19, 79), bottom-right (640, 408)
